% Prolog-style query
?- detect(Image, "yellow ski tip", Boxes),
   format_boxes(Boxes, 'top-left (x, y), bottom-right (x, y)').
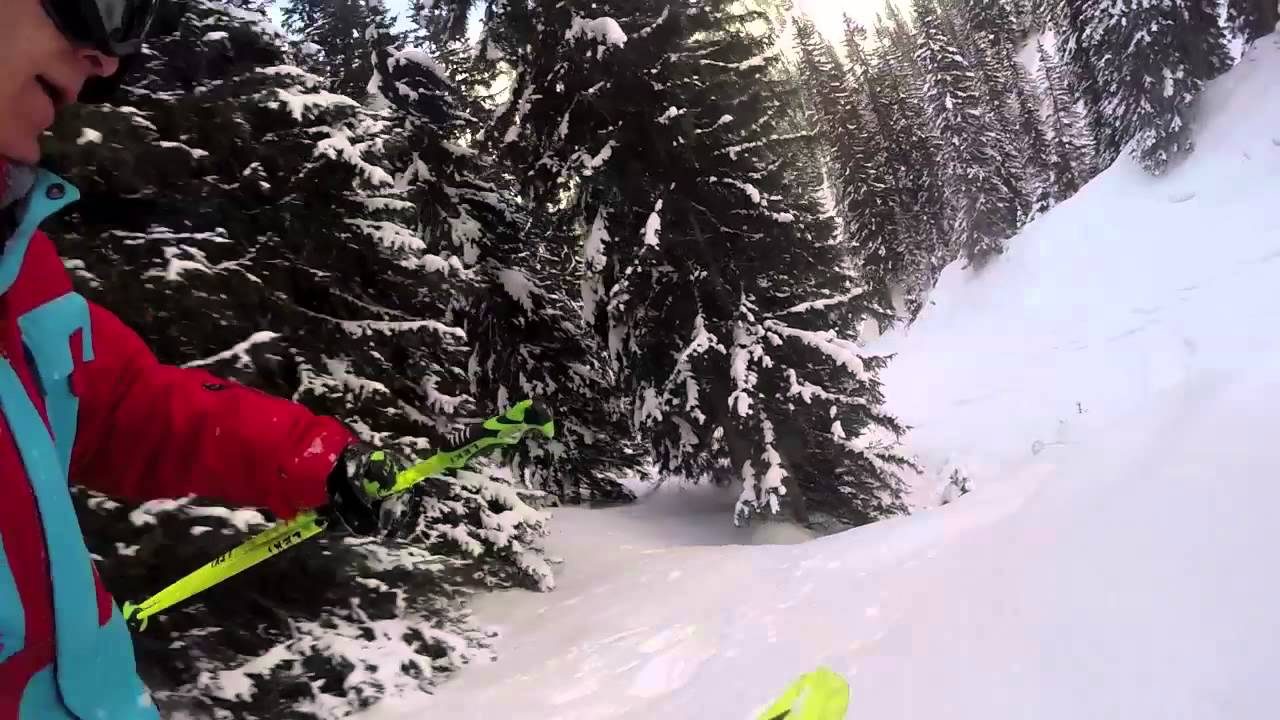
top-left (756, 666), bottom-right (849, 719)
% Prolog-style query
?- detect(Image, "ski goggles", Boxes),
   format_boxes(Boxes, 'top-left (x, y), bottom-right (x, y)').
top-left (41, 0), bottom-right (157, 57)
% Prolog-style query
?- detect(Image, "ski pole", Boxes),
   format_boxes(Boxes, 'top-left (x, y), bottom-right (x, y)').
top-left (122, 400), bottom-right (555, 631)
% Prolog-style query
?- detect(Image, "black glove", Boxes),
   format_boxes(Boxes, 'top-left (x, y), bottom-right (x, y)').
top-left (326, 443), bottom-right (421, 538)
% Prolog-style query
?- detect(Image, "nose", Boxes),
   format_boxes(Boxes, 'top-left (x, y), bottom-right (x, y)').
top-left (75, 48), bottom-right (121, 78)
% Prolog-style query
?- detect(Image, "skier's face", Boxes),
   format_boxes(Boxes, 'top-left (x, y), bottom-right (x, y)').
top-left (0, 0), bottom-right (119, 164)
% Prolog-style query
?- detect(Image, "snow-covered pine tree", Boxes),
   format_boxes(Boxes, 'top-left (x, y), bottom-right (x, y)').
top-left (852, 10), bottom-right (950, 313)
top-left (1026, 0), bottom-right (1062, 30)
top-left (912, 0), bottom-right (1020, 266)
top-left (1060, 0), bottom-right (1231, 174)
top-left (490, 0), bottom-right (913, 527)
top-left (1036, 38), bottom-right (1093, 196)
top-left (1010, 74), bottom-right (1058, 211)
top-left (958, 0), bottom-right (1056, 213)
top-left (46, 1), bottom-right (552, 715)
top-left (458, 205), bottom-right (650, 503)
top-left (792, 14), bottom-right (901, 323)
top-left (282, 0), bottom-right (397, 98)
top-left (1005, 0), bottom-right (1035, 31)
top-left (1056, 0), bottom-right (1121, 167)
top-left (400, 0), bottom-right (505, 117)
top-left (1227, 0), bottom-right (1280, 43)
top-left (1182, 2), bottom-right (1235, 81)
top-left (368, 10), bottom-right (647, 503)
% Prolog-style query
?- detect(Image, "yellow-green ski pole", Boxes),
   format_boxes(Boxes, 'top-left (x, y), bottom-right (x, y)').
top-left (122, 400), bottom-right (555, 631)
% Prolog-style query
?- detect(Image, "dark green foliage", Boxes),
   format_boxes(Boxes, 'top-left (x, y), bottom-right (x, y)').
top-left (361, 20), bottom-right (648, 503)
top-left (957, 0), bottom-right (1051, 214)
top-left (792, 14), bottom-right (901, 324)
top-left (1057, 0), bottom-right (1122, 166)
top-left (857, 9), bottom-right (951, 311)
top-left (912, 0), bottom-right (1020, 265)
top-left (1227, 0), bottom-right (1280, 43)
top-left (1037, 39), bottom-right (1093, 195)
top-left (281, 0), bottom-right (397, 98)
top-left (1059, 0), bottom-right (1231, 174)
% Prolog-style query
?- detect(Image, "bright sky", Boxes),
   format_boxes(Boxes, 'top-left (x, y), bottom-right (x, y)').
top-left (796, 0), bottom-right (897, 43)
top-left (272, 1), bottom-right (901, 49)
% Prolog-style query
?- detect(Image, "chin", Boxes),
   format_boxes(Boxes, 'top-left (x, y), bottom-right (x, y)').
top-left (0, 139), bottom-right (41, 166)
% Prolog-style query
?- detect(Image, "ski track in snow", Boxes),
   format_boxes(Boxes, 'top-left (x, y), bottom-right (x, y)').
top-left (360, 34), bottom-right (1280, 720)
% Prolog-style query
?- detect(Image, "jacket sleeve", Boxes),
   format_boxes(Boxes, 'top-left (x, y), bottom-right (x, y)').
top-left (69, 302), bottom-right (357, 518)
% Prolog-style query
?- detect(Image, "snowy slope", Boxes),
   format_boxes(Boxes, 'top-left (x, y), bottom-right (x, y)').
top-left (364, 35), bottom-right (1280, 720)
top-left (879, 31), bottom-right (1280, 502)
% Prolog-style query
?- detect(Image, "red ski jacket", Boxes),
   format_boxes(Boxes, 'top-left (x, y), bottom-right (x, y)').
top-left (0, 163), bottom-right (356, 719)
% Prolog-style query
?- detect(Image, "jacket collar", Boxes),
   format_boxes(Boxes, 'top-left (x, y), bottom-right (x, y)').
top-left (0, 163), bottom-right (79, 295)
top-left (1, 163), bottom-right (38, 212)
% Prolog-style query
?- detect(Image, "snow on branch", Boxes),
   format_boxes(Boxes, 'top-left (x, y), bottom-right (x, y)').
top-left (105, 104), bottom-right (157, 131)
top-left (572, 139), bottom-right (616, 173)
top-left (359, 196), bottom-right (417, 213)
top-left (347, 219), bottom-right (427, 253)
top-left (501, 85), bottom-right (535, 145)
top-left (634, 6), bottom-right (670, 38)
top-left (567, 16), bottom-right (628, 48)
top-left (733, 416), bottom-right (787, 526)
top-left (422, 373), bottom-right (470, 414)
top-left (144, 244), bottom-right (260, 283)
top-left (696, 114), bottom-right (734, 134)
top-left (258, 65), bottom-right (325, 89)
top-left (720, 131), bottom-right (809, 161)
top-left (653, 315), bottom-right (725, 426)
top-left (314, 128), bottom-right (395, 187)
top-left (106, 227), bottom-right (231, 245)
top-left (784, 368), bottom-right (844, 404)
top-left (302, 309), bottom-right (466, 340)
top-left (663, 315), bottom-right (725, 387)
top-left (323, 356), bottom-right (392, 399)
top-left (657, 106), bottom-right (685, 124)
top-left (763, 320), bottom-right (867, 377)
top-left (212, 0), bottom-right (286, 37)
top-left (711, 176), bottom-right (768, 206)
top-left (341, 318), bottom-right (465, 340)
top-left (451, 468), bottom-right (554, 590)
top-left (389, 48), bottom-right (452, 85)
top-left (441, 185), bottom-right (486, 263)
top-left (271, 88), bottom-right (358, 122)
top-left (634, 385), bottom-right (664, 427)
top-left (331, 290), bottom-right (414, 319)
top-left (155, 140), bottom-right (210, 159)
top-left (758, 417), bottom-right (787, 494)
top-left (771, 288), bottom-right (865, 317)
top-left (498, 268), bottom-right (537, 311)
top-left (643, 198), bottom-right (664, 246)
top-left (728, 320), bottom-right (764, 417)
top-left (700, 46), bottom-right (777, 70)
top-left (183, 331), bottom-right (282, 369)
top-left (581, 214), bottom-right (610, 320)
top-left (402, 252), bottom-right (462, 275)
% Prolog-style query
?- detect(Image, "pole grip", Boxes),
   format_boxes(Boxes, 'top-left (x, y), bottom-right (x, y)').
top-left (123, 400), bottom-right (556, 630)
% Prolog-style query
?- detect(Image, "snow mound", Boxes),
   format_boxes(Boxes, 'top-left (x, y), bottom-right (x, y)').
top-left (361, 34), bottom-right (1280, 720)
top-left (568, 16), bottom-right (629, 47)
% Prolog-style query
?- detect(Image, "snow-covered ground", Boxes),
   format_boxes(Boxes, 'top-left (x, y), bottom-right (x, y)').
top-left (365, 34), bottom-right (1280, 720)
